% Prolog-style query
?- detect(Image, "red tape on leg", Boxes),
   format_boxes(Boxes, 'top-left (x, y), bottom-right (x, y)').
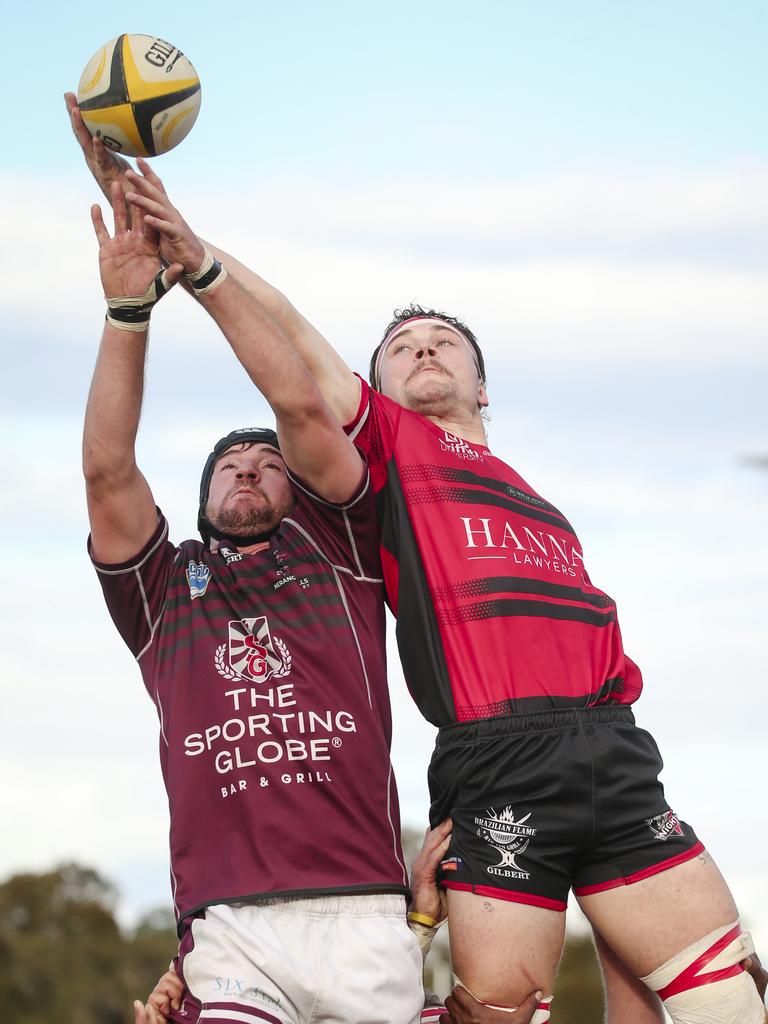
top-left (657, 924), bottom-right (744, 1001)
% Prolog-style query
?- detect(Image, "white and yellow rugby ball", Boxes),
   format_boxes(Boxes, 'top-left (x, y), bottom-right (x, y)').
top-left (77, 34), bottom-right (201, 157)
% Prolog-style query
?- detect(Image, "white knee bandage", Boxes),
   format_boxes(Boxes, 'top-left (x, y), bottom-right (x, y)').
top-left (641, 921), bottom-right (765, 1024)
top-left (453, 977), bottom-right (553, 1022)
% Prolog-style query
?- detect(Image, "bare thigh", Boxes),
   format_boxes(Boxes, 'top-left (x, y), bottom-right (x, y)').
top-left (579, 849), bottom-right (738, 977)
top-left (447, 889), bottom-right (565, 1005)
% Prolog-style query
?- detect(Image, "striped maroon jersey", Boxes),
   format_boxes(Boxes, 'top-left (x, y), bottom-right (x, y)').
top-left (91, 469), bottom-right (408, 923)
top-left (346, 379), bottom-right (643, 726)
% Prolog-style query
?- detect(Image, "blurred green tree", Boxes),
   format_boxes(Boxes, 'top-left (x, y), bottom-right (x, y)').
top-left (0, 864), bottom-right (176, 1024)
top-left (0, 857), bottom-right (607, 1022)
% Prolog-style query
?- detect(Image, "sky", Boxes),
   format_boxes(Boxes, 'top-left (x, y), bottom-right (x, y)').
top-left (1, 0), bottom-right (766, 959)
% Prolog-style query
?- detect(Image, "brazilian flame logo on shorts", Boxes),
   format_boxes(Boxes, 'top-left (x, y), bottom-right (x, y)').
top-left (475, 806), bottom-right (537, 879)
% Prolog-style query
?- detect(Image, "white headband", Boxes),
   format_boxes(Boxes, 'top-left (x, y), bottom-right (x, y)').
top-left (373, 316), bottom-right (481, 389)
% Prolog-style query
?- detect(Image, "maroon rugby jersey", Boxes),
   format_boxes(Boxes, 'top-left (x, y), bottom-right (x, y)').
top-left (90, 469), bottom-right (408, 923)
top-left (346, 378), bottom-right (643, 726)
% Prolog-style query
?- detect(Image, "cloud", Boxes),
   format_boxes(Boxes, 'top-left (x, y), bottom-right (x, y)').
top-left (3, 165), bottom-right (767, 378)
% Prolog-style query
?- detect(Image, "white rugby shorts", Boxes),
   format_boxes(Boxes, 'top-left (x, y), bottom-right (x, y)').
top-left (172, 894), bottom-right (424, 1024)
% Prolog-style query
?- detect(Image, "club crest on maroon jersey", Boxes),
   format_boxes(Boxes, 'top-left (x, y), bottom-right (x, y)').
top-left (215, 616), bottom-right (291, 684)
top-left (475, 806), bottom-right (537, 880)
top-left (186, 560), bottom-right (211, 600)
top-left (645, 809), bottom-right (684, 841)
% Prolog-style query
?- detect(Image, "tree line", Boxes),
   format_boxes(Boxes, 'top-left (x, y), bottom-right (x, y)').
top-left (0, 853), bottom-right (603, 1023)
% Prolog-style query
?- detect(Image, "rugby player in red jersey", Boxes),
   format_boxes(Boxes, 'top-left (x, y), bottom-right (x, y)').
top-left (67, 97), bottom-right (766, 1024)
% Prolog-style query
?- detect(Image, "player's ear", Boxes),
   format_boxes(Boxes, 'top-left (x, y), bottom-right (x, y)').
top-left (478, 380), bottom-right (489, 409)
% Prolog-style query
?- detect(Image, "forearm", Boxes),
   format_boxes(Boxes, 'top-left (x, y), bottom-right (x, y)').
top-left (204, 240), bottom-right (361, 423)
top-left (198, 274), bottom-right (363, 500)
top-left (198, 275), bottom-right (323, 421)
top-left (83, 323), bottom-right (147, 484)
top-left (83, 321), bottom-right (157, 563)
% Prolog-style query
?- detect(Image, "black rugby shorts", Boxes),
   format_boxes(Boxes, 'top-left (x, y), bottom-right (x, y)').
top-left (428, 706), bottom-right (702, 911)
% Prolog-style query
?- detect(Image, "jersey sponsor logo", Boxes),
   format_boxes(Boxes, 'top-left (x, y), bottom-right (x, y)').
top-left (219, 545), bottom-right (244, 565)
top-left (646, 809), bottom-right (684, 841)
top-left (439, 430), bottom-right (485, 462)
top-left (460, 517), bottom-right (582, 576)
top-left (186, 560), bottom-right (211, 600)
top-left (215, 616), bottom-right (291, 684)
top-left (476, 806), bottom-right (536, 880)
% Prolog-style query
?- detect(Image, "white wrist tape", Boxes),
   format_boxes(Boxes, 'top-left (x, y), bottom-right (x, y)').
top-left (641, 921), bottom-right (765, 1023)
top-left (185, 247), bottom-right (228, 296)
top-left (105, 266), bottom-right (176, 332)
top-left (408, 918), bottom-right (442, 963)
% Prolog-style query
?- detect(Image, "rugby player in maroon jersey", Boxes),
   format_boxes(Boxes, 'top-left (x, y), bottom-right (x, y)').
top-left (84, 186), bottom-right (428, 1022)
top-left (67, 97), bottom-right (766, 1024)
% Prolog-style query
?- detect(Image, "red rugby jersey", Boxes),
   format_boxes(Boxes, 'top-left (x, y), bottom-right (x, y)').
top-left (346, 379), bottom-right (642, 726)
top-left (90, 469), bottom-right (408, 924)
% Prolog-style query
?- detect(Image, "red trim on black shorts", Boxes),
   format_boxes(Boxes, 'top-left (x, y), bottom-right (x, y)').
top-left (573, 841), bottom-right (705, 896)
top-left (443, 880), bottom-right (567, 912)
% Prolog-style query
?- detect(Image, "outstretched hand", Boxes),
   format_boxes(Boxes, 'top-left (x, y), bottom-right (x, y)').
top-left (124, 160), bottom-right (206, 276)
top-left (440, 987), bottom-right (542, 1024)
top-left (65, 92), bottom-right (132, 202)
top-left (91, 183), bottom-right (183, 299)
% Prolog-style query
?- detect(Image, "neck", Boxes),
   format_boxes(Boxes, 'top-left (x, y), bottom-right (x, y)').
top-left (426, 411), bottom-right (488, 446)
top-left (235, 540), bottom-right (272, 555)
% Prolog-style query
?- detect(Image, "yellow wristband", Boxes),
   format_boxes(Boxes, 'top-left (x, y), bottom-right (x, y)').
top-left (407, 911), bottom-right (439, 929)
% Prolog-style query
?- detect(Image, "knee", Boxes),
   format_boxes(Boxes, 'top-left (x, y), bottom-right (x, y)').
top-left (640, 921), bottom-right (766, 1024)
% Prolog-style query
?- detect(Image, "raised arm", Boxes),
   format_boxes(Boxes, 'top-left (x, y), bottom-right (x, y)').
top-left (124, 161), bottom-right (364, 504)
top-left (83, 184), bottom-right (182, 563)
top-left (201, 243), bottom-right (360, 424)
top-left (66, 94), bottom-right (361, 424)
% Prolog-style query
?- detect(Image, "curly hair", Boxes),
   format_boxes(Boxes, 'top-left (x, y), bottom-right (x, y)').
top-left (369, 304), bottom-right (486, 389)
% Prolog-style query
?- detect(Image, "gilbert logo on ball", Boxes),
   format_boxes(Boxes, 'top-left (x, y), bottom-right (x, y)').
top-left (77, 34), bottom-right (201, 157)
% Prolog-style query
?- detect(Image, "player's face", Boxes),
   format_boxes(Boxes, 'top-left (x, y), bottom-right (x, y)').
top-left (206, 443), bottom-right (294, 539)
top-left (377, 322), bottom-right (488, 419)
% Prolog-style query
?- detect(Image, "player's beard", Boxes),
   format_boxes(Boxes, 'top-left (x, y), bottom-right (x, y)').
top-left (402, 363), bottom-right (458, 416)
top-left (207, 489), bottom-right (294, 539)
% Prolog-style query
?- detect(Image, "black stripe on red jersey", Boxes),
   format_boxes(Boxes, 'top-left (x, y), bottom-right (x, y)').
top-left (405, 484), bottom-right (578, 536)
top-left (438, 597), bottom-right (617, 627)
top-left (452, 676), bottom-right (627, 720)
top-left (377, 462), bottom-right (455, 724)
top-left (399, 464), bottom-right (573, 530)
top-left (432, 575), bottom-right (615, 609)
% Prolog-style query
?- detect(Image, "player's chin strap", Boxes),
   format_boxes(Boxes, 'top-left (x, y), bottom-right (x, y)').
top-left (641, 921), bottom-right (766, 1024)
top-left (105, 265), bottom-right (177, 332)
top-left (452, 977), bottom-right (553, 1023)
